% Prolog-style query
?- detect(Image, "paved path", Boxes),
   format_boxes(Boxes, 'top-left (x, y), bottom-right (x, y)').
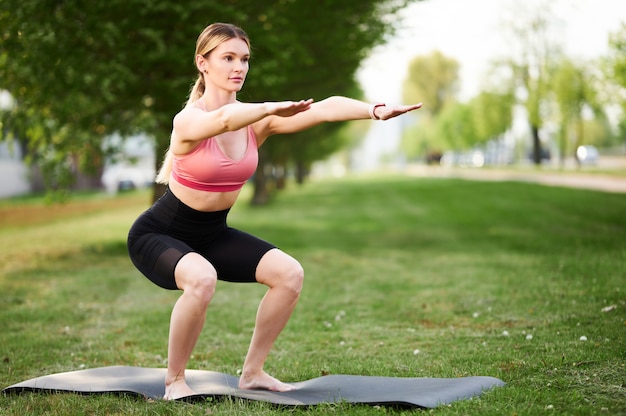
top-left (406, 165), bottom-right (626, 194)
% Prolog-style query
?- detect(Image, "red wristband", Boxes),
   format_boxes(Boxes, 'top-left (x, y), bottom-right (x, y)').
top-left (369, 103), bottom-right (385, 120)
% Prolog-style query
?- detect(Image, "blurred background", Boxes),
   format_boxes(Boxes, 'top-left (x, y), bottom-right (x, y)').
top-left (1, 0), bottom-right (625, 203)
top-left (351, 0), bottom-right (626, 174)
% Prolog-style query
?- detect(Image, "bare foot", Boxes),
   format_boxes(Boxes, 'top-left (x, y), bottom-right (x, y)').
top-left (163, 379), bottom-right (196, 400)
top-left (238, 371), bottom-right (296, 392)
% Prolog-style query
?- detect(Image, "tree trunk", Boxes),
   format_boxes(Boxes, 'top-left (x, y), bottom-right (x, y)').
top-left (530, 123), bottom-right (542, 165)
top-left (295, 161), bottom-right (307, 185)
top-left (275, 163), bottom-right (286, 190)
top-left (558, 125), bottom-right (567, 168)
top-left (252, 149), bottom-right (271, 205)
top-left (152, 119), bottom-right (171, 203)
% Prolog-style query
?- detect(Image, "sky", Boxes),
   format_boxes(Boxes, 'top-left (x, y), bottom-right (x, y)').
top-left (357, 0), bottom-right (626, 103)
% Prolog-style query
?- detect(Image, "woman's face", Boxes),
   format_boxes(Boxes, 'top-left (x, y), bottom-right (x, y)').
top-left (203, 37), bottom-right (250, 92)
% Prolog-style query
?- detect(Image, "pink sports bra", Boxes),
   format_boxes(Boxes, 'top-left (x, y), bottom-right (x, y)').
top-left (171, 125), bottom-right (258, 192)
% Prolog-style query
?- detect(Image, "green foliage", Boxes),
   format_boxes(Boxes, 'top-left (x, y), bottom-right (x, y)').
top-left (491, 2), bottom-right (565, 164)
top-left (553, 59), bottom-right (588, 121)
top-left (401, 50), bottom-right (516, 158)
top-left (400, 114), bottom-right (435, 158)
top-left (551, 58), bottom-right (612, 161)
top-left (0, 0), bottom-right (418, 197)
top-left (434, 101), bottom-right (476, 150)
top-left (607, 24), bottom-right (626, 90)
top-left (402, 89), bottom-right (514, 157)
top-left (470, 90), bottom-right (514, 144)
top-left (402, 50), bottom-right (460, 116)
top-left (1, 176), bottom-right (625, 415)
top-left (506, 3), bottom-right (560, 126)
top-left (400, 51), bottom-right (460, 158)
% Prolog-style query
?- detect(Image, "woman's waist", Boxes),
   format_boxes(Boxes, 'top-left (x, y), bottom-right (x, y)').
top-left (130, 187), bottom-right (231, 242)
top-left (168, 177), bottom-right (240, 212)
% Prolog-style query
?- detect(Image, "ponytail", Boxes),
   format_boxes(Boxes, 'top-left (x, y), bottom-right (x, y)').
top-left (155, 149), bottom-right (173, 185)
top-left (156, 75), bottom-right (205, 184)
top-left (185, 75), bottom-right (205, 108)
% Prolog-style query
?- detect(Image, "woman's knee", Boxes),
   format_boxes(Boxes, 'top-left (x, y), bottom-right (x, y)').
top-left (257, 250), bottom-right (304, 294)
top-left (283, 259), bottom-right (304, 295)
top-left (175, 253), bottom-right (217, 302)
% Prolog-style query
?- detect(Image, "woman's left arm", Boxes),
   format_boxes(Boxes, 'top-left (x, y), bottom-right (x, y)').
top-left (257, 96), bottom-right (422, 138)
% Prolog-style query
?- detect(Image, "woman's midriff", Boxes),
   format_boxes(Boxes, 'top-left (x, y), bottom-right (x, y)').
top-left (169, 177), bottom-right (241, 212)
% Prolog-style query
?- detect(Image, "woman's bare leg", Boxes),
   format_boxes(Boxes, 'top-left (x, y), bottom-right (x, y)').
top-left (163, 253), bottom-right (217, 400)
top-left (238, 249), bottom-right (304, 391)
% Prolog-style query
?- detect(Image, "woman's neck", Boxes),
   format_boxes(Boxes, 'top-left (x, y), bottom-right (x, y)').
top-left (201, 89), bottom-right (237, 111)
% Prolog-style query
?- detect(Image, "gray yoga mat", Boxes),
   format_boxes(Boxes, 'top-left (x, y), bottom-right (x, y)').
top-left (2, 366), bottom-right (505, 409)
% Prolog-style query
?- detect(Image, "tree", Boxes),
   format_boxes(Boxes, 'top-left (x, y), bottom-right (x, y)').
top-left (401, 51), bottom-right (460, 160)
top-left (434, 101), bottom-right (476, 151)
top-left (402, 83), bottom-right (514, 163)
top-left (606, 24), bottom-right (626, 92)
top-left (402, 50), bottom-right (460, 116)
top-left (0, 0), bottom-right (418, 203)
top-left (552, 58), bottom-right (607, 166)
top-left (501, 0), bottom-right (563, 165)
top-left (400, 117), bottom-right (435, 161)
top-left (472, 91), bottom-right (514, 142)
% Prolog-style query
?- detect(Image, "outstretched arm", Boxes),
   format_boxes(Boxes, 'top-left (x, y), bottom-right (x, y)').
top-left (171, 99), bottom-right (313, 154)
top-left (258, 96), bottom-right (422, 139)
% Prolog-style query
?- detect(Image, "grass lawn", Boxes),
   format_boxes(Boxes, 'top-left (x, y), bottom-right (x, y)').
top-left (0, 175), bottom-right (624, 415)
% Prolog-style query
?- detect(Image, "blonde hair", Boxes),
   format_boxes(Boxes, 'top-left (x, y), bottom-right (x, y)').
top-left (155, 23), bottom-right (250, 185)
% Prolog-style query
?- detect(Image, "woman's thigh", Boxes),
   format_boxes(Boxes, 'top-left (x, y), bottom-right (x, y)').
top-left (174, 252), bottom-right (218, 292)
top-left (255, 248), bottom-right (304, 289)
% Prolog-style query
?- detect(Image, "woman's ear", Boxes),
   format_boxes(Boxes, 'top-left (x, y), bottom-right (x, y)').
top-left (195, 54), bottom-right (207, 74)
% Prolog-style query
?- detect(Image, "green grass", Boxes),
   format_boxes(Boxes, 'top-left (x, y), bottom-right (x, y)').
top-left (1, 176), bottom-right (625, 415)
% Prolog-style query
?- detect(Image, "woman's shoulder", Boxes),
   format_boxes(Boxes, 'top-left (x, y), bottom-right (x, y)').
top-left (173, 104), bottom-right (203, 126)
top-left (179, 101), bottom-right (204, 115)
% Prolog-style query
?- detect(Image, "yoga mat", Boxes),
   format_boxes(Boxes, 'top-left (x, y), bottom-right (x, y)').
top-left (2, 366), bottom-right (505, 409)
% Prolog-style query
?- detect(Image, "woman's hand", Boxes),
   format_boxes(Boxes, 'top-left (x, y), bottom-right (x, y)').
top-left (374, 103), bottom-right (423, 120)
top-left (267, 99), bottom-right (314, 117)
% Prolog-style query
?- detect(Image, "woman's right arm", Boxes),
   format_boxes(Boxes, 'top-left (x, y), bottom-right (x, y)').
top-left (171, 100), bottom-right (313, 154)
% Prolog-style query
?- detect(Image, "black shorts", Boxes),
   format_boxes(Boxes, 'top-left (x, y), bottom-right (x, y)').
top-left (127, 188), bottom-right (276, 290)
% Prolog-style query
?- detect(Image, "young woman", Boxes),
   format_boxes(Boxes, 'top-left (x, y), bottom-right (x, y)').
top-left (127, 22), bottom-right (422, 400)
